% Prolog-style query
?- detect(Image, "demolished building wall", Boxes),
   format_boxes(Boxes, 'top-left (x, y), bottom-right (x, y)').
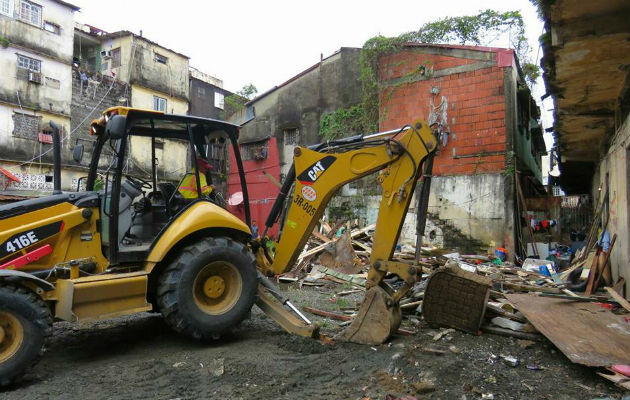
top-left (378, 44), bottom-right (545, 256)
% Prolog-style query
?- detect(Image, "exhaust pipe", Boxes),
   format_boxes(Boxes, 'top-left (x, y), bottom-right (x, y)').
top-left (49, 120), bottom-right (62, 195)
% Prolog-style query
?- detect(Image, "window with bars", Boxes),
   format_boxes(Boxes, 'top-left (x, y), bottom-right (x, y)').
top-left (111, 47), bottom-right (121, 68)
top-left (153, 96), bottom-right (167, 112)
top-left (0, 0), bottom-right (12, 16)
top-left (240, 140), bottom-right (268, 161)
top-left (17, 54), bottom-right (41, 72)
top-left (284, 128), bottom-right (299, 145)
top-left (12, 112), bottom-right (41, 139)
top-left (19, 0), bottom-right (41, 26)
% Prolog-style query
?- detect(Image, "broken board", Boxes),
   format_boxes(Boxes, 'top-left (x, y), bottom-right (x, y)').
top-left (505, 293), bottom-right (630, 367)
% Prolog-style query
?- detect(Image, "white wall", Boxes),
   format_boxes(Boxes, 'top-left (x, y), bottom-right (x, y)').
top-left (597, 113), bottom-right (630, 297)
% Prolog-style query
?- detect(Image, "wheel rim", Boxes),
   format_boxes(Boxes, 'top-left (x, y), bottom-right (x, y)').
top-left (0, 311), bottom-right (24, 363)
top-left (193, 261), bottom-right (242, 315)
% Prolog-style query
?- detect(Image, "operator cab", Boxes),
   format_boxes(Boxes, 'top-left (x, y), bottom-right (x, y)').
top-left (80, 107), bottom-right (250, 265)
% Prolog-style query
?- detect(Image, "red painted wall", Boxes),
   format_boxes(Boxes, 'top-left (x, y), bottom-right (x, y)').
top-left (227, 138), bottom-right (282, 238)
top-left (379, 46), bottom-right (513, 176)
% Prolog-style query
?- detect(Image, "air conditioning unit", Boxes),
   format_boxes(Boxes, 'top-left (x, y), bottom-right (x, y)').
top-left (100, 50), bottom-right (112, 59)
top-left (28, 72), bottom-right (42, 84)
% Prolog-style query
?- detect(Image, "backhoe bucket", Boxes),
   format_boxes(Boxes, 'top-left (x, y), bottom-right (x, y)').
top-left (337, 285), bottom-right (402, 345)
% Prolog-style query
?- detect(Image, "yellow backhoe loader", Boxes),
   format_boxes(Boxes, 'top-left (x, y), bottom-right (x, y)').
top-left (0, 107), bottom-right (436, 385)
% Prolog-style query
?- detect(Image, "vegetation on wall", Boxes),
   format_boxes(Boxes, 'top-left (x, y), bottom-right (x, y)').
top-left (319, 9), bottom-right (540, 139)
top-left (223, 83), bottom-right (258, 119)
top-left (319, 104), bottom-right (369, 141)
top-left (0, 36), bottom-right (9, 48)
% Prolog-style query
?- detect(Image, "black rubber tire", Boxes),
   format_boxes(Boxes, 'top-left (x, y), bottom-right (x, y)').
top-left (157, 236), bottom-right (257, 340)
top-left (0, 284), bottom-right (52, 386)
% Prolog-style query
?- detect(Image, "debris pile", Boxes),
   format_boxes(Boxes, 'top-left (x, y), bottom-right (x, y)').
top-left (275, 221), bottom-right (630, 392)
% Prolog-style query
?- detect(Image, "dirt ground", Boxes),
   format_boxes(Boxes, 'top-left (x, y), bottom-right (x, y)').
top-left (2, 283), bottom-right (628, 400)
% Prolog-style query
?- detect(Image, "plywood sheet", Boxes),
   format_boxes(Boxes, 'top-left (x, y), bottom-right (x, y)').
top-left (505, 293), bottom-right (630, 367)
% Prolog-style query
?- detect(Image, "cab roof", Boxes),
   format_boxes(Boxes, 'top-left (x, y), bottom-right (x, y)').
top-left (92, 107), bottom-right (239, 140)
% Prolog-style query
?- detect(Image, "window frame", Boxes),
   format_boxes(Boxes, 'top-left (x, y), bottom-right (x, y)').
top-left (0, 0), bottom-right (13, 17)
top-left (43, 20), bottom-right (60, 34)
top-left (153, 96), bottom-right (167, 112)
top-left (17, 54), bottom-right (41, 73)
top-left (214, 91), bottom-right (224, 110)
top-left (283, 127), bottom-right (300, 145)
top-left (154, 53), bottom-right (168, 65)
top-left (19, 0), bottom-right (42, 27)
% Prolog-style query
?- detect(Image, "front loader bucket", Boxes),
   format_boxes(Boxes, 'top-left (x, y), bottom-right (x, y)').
top-left (336, 285), bottom-right (401, 345)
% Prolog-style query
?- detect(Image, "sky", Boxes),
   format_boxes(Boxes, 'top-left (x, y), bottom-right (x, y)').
top-left (71, 0), bottom-right (554, 149)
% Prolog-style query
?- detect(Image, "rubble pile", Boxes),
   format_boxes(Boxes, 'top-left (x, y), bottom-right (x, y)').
top-left (275, 222), bottom-right (630, 393)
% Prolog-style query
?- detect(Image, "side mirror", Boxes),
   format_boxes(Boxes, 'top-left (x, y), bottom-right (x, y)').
top-left (73, 143), bottom-right (84, 163)
top-left (105, 115), bottom-right (126, 139)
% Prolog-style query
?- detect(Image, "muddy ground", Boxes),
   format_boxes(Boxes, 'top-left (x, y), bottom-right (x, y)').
top-left (3, 282), bottom-right (628, 400)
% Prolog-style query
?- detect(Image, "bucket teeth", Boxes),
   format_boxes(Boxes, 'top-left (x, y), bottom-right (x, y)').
top-left (336, 286), bottom-right (402, 345)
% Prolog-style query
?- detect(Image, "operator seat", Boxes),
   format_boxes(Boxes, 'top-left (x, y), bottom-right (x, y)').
top-left (100, 180), bottom-right (143, 246)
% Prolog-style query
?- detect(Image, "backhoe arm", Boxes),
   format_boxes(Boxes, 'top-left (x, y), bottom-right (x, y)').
top-left (261, 119), bottom-right (437, 276)
top-left (255, 119), bottom-right (437, 343)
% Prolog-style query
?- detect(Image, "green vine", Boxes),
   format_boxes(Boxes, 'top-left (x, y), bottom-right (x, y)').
top-left (0, 36), bottom-right (9, 48)
top-left (503, 151), bottom-right (516, 176)
top-left (319, 9), bottom-right (539, 139)
top-left (319, 104), bottom-right (369, 141)
top-left (222, 83), bottom-right (257, 120)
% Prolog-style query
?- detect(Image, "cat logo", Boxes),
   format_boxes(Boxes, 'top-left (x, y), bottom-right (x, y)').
top-left (297, 155), bottom-right (336, 186)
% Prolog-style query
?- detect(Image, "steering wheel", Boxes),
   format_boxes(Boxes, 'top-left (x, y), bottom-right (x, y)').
top-left (125, 175), bottom-right (152, 190)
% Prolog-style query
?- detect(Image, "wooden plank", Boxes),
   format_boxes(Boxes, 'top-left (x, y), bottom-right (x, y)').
top-left (311, 230), bottom-right (331, 243)
top-left (352, 240), bottom-right (372, 253)
top-left (584, 251), bottom-right (601, 296)
top-left (613, 277), bottom-right (626, 295)
top-left (350, 224), bottom-right (376, 239)
top-left (481, 324), bottom-right (544, 341)
top-left (303, 307), bottom-right (351, 321)
top-left (605, 287), bottom-right (630, 313)
top-left (505, 293), bottom-right (630, 366)
top-left (559, 250), bottom-right (594, 281)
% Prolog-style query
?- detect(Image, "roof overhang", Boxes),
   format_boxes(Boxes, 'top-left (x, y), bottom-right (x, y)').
top-left (541, 0), bottom-right (630, 193)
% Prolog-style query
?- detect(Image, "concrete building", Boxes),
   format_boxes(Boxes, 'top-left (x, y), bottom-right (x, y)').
top-left (0, 0), bottom-right (80, 198)
top-left (226, 48), bottom-right (362, 227)
top-left (69, 26), bottom-right (193, 184)
top-left (235, 47), bottom-right (363, 177)
top-left (539, 0), bottom-right (630, 296)
top-left (378, 44), bottom-right (546, 256)
top-left (189, 66), bottom-right (233, 120)
top-left (97, 30), bottom-right (190, 115)
top-left (228, 45), bottom-right (544, 256)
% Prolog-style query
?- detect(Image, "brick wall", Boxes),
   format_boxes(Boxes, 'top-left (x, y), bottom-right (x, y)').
top-left (379, 47), bottom-right (510, 177)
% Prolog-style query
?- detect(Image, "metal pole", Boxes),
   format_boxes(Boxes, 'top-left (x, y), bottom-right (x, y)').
top-left (414, 153), bottom-right (434, 263)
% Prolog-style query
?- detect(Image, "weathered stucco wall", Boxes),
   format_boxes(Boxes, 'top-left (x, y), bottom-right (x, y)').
top-left (130, 84), bottom-right (188, 114)
top-left (0, 0), bottom-right (75, 63)
top-left (426, 173), bottom-right (513, 252)
top-left (239, 48), bottom-right (362, 173)
top-left (0, 104), bottom-right (70, 163)
top-left (596, 113), bottom-right (630, 296)
top-left (101, 34), bottom-right (189, 104)
top-left (0, 45), bottom-right (72, 115)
